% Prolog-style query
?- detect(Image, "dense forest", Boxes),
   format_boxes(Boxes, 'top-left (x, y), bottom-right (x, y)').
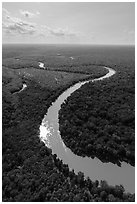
top-left (3, 77), bottom-right (135, 202)
top-left (59, 63), bottom-right (135, 167)
top-left (3, 45), bottom-right (135, 201)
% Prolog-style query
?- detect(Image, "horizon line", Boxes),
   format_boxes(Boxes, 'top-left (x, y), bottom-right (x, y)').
top-left (2, 43), bottom-right (135, 46)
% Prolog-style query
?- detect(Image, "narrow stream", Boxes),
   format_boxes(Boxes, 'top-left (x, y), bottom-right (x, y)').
top-left (13, 83), bottom-right (27, 94)
top-left (39, 66), bottom-right (135, 193)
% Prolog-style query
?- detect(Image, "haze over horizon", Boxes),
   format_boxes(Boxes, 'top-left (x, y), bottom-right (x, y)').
top-left (2, 2), bottom-right (135, 45)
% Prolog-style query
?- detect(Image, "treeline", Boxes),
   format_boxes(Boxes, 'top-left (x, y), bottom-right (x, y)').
top-left (3, 74), bottom-right (135, 201)
top-left (47, 64), bottom-right (108, 77)
top-left (59, 64), bottom-right (135, 167)
top-left (3, 59), bottom-right (108, 77)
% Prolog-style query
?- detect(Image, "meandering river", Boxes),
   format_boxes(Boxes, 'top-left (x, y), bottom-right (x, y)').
top-left (38, 66), bottom-right (135, 193)
top-left (12, 65), bottom-right (134, 193)
top-left (28, 67), bottom-right (132, 193)
top-left (9, 62), bottom-right (135, 193)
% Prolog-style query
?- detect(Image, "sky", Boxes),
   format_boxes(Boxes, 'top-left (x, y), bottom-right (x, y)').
top-left (2, 2), bottom-right (135, 45)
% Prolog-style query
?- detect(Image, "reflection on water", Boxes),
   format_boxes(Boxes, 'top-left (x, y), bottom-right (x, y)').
top-left (39, 62), bottom-right (45, 69)
top-left (13, 83), bottom-right (27, 94)
top-left (19, 84), bottom-right (27, 92)
top-left (70, 56), bottom-right (74, 60)
top-left (39, 67), bottom-right (135, 193)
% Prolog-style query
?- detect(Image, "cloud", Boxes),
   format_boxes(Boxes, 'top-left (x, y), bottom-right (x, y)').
top-left (123, 29), bottom-right (134, 36)
top-left (20, 10), bottom-right (40, 18)
top-left (2, 8), bottom-right (79, 39)
top-left (36, 11), bottom-right (40, 15)
top-left (42, 26), bottom-right (78, 37)
top-left (2, 8), bottom-right (10, 15)
top-left (50, 28), bottom-right (77, 37)
top-left (3, 23), bottom-right (36, 35)
top-left (2, 14), bottom-right (37, 35)
top-left (2, 8), bottom-right (10, 21)
top-left (122, 28), bottom-right (135, 43)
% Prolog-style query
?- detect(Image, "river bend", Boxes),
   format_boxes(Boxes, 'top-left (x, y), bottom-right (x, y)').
top-left (39, 66), bottom-right (134, 193)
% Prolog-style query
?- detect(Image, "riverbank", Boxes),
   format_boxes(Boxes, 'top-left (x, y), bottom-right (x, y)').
top-left (2, 45), bottom-right (135, 202)
top-left (3, 67), bottom-right (135, 201)
top-left (59, 63), bottom-right (135, 167)
top-left (3, 46), bottom-right (135, 201)
top-left (5, 65), bottom-right (134, 201)
top-left (39, 66), bottom-right (134, 194)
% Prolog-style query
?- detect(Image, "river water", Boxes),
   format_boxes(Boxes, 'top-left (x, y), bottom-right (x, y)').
top-left (39, 66), bottom-right (135, 193)
top-left (13, 83), bottom-right (27, 94)
top-left (39, 62), bottom-right (46, 69)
